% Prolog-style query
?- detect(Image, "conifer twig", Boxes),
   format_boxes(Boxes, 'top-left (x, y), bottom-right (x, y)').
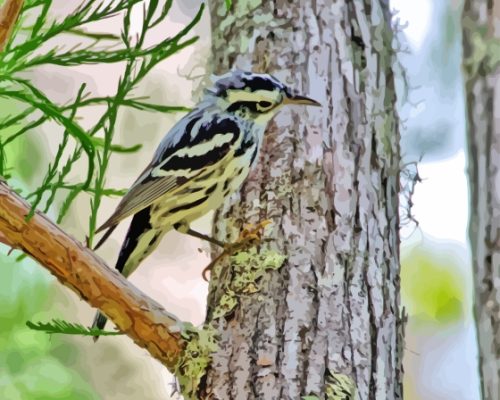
top-left (26, 319), bottom-right (124, 336)
top-left (0, 180), bottom-right (185, 370)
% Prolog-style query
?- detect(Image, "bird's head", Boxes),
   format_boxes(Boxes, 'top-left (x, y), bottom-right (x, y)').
top-left (206, 70), bottom-right (320, 123)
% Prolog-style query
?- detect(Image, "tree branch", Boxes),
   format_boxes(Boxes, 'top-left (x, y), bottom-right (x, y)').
top-left (0, 0), bottom-right (24, 52)
top-left (0, 181), bottom-right (185, 370)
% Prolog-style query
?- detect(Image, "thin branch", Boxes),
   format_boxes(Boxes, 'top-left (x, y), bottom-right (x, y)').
top-left (0, 180), bottom-right (185, 370)
top-left (0, 0), bottom-right (24, 52)
top-left (0, 230), bottom-right (14, 246)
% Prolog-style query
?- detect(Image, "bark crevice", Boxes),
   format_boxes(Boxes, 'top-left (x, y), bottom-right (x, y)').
top-left (205, 1), bottom-right (403, 398)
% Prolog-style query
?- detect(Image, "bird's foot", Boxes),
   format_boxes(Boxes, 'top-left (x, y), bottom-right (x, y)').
top-left (202, 219), bottom-right (272, 281)
top-left (223, 219), bottom-right (272, 254)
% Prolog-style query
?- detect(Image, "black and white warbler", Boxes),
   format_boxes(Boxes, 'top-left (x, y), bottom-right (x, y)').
top-left (91, 70), bottom-right (319, 334)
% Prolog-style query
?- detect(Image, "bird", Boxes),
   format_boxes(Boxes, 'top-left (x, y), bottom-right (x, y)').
top-left (90, 70), bottom-right (320, 337)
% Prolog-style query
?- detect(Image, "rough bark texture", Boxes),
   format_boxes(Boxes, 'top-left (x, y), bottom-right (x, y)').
top-left (463, 1), bottom-right (500, 398)
top-left (0, 181), bottom-right (184, 370)
top-left (204, 1), bottom-right (403, 399)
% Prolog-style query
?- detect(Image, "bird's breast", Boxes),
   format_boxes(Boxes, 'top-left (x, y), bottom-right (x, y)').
top-left (148, 136), bottom-right (258, 230)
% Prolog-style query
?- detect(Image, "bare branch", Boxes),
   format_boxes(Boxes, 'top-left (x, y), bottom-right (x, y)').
top-left (0, 181), bottom-right (184, 370)
top-left (0, 0), bottom-right (24, 52)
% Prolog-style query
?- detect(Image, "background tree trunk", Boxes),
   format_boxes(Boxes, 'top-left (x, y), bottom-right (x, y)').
top-left (203, 1), bottom-right (404, 399)
top-left (462, 1), bottom-right (500, 398)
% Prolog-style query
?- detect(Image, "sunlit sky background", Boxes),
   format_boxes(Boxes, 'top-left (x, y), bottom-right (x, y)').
top-left (392, 1), bottom-right (479, 399)
top-left (392, 0), bottom-right (469, 246)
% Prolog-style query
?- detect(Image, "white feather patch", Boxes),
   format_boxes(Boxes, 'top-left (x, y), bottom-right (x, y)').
top-left (175, 133), bottom-right (234, 157)
top-left (226, 89), bottom-right (280, 104)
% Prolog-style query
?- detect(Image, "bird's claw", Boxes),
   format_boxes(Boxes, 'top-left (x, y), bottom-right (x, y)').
top-left (202, 219), bottom-right (272, 281)
top-left (224, 219), bottom-right (272, 253)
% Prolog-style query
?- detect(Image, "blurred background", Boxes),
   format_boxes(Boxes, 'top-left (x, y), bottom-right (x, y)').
top-left (0, 0), bottom-right (481, 399)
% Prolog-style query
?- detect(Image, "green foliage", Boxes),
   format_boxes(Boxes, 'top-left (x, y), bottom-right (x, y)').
top-left (0, 251), bottom-right (98, 399)
top-left (176, 323), bottom-right (218, 399)
top-left (26, 319), bottom-right (124, 337)
top-left (0, 98), bottom-right (43, 184)
top-left (401, 244), bottom-right (466, 325)
top-left (0, 0), bottom-right (204, 246)
top-left (0, 1), bottom-right (205, 397)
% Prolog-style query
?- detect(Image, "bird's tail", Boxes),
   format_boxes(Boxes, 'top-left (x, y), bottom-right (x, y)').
top-left (90, 206), bottom-right (163, 342)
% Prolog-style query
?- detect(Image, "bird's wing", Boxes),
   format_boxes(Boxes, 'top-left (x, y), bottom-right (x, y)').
top-left (95, 113), bottom-right (242, 233)
top-left (95, 173), bottom-right (190, 233)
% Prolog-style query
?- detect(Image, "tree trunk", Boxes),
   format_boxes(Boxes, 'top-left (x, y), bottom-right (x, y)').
top-left (203, 1), bottom-right (404, 399)
top-left (462, 1), bottom-right (500, 398)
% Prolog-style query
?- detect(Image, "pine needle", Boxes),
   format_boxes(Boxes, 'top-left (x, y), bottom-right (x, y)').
top-left (26, 319), bottom-right (124, 337)
top-left (0, 0), bottom-right (204, 240)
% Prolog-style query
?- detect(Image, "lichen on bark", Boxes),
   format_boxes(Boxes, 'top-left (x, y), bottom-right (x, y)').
top-left (209, 248), bottom-right (286, 319)
top-left (303, 371), bottom-right (357, 400)
top-left (205, 0), bottom-right (404, 399)
top-left (462, 1), bottom-right (500, 398)
top-left (175, 323), bottom-right (219, 399)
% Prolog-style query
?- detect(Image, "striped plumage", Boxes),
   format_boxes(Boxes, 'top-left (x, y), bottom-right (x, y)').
top-left (91, 70), bottom-right (319, 335)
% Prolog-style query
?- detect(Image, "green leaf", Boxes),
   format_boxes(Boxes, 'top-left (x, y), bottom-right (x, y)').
top-left (120, 99), bottom-right (191, 113)
top-left (19, 47), bottom-right (134, 69)
top-left (38, 83), bottom-right (87, 214)
top-left (2, 115), bottom-right (47, 147)
top-left (0, 78), bottom-right (95, 190)
top-left (225, 0), bottom-right (232, 11)
top-left (89, 136), bottom-right (142, 153)
top-left (99, 187), bottom-right (128, 197)
top-left (150, 0), bottom-right (173, 28)
top-left (7, 0), bottom-right (143, 60)
top-left (57, 186), bottom-right (81, 224)
top-left (68, 96), bottom-right (190, 113)
top-left (26, 319), bottom-right (124, 337)
top-left (67, 28), bottom-right (121, 41)
top-left (0, 107), bottom-right (36, 131)
top-left (22, 0), bottom-right (52, 11)
top-left (14, 3), bottom-right (203, 71)
top-left (30, 0), bottom-right (51, 39)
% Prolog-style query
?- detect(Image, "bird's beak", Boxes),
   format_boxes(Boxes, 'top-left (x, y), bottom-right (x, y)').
top-left (283, 94), bottom-right (321, 107)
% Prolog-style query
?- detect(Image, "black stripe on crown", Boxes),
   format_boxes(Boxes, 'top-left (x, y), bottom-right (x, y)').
top-left (212, 71), bottom-right (286, 96)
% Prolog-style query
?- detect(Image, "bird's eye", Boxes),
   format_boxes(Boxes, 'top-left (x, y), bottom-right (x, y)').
top-left (257, 101), bottom-right (273, 111)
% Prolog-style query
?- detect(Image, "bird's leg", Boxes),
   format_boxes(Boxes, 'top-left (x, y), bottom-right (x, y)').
top-left (185, 227), bottom-right (227, 248)
top-left (173, 222), bottom-right (226, 248)
top-left (224, 219), bottom-right (273, 253)
top-left (202, 219), bottom-right (272, 280)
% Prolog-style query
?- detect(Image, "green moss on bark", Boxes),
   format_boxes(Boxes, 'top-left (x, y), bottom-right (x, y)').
top-left (211, 248), bottom-right (286, 319)
top-left (175, 323), bottom-right (218, 399)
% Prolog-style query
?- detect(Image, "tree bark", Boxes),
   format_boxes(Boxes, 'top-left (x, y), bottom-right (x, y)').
top-left (463, 1), bottom-right (500, 398)
top-left (204, 1), bottom-right (404, 399)
top-left (0, 180), bottom-right (184, 370)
